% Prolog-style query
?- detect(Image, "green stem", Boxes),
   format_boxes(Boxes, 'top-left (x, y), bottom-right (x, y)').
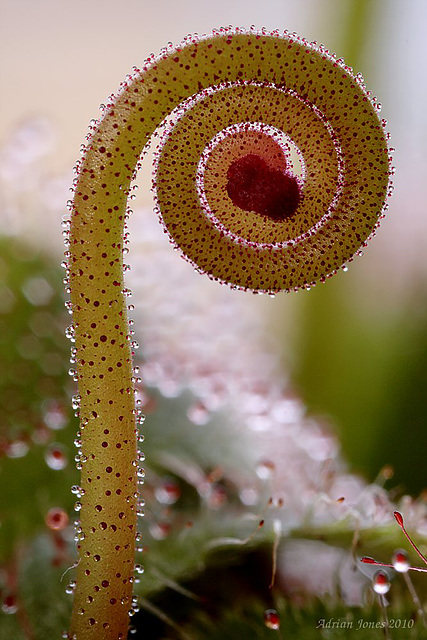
top-left (68, 155), bottom-right (137, 637)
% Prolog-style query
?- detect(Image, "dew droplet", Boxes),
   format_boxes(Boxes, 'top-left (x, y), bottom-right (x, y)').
top-left (392, 550), bottom-right (409, 573)
top-left (239, 487), bottom-right (259, 506)
top-left (45, 444), bottom-right (68, 470)
top-left (154, 478), bottom-right (181, 505)
top-left (256, 460), bottom-right (275, 480)
top-left (2, 594), bottom-right (18, 615)
top-left (6, 439), bottom-right (29, 459)
top-left (65, 580), bottom-right (76, 595)
top-left (373, 570), bottom-right (390, 595)
top-left (136, 413), bottom-right (145, 427)
top-left (264, 608), bottom-right (280, 630)
top-left (149, 522), bottom-right (171, 540)
top-left (43, 400), bottom-right (67, 430)
top-left (187, 401), bottom-right (210, 425)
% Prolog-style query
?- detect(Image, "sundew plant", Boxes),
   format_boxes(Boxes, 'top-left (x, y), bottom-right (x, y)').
top-left (63, 26), bottom-right (390, 639)
top-left (3, 23), bottom-right (427, 640)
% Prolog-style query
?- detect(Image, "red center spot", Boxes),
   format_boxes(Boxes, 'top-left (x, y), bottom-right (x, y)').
top-left (226, 153), bottom-right (300, 221)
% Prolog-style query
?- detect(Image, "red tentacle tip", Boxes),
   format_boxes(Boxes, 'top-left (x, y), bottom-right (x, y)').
top-left (361, 556), bottom-right (376, 564)
top-left (394, 511), bottom-right (404, 528)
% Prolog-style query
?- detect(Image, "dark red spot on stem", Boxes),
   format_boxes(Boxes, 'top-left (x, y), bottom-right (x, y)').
top-left (226, 153), bottom-right (300, 221)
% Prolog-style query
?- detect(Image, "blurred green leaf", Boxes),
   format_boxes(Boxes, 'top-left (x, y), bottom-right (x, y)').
top-left (0, 236), bottom-right (78, 561)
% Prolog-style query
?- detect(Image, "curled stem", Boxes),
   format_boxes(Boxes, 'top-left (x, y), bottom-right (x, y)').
top-left (66, 27), bottom-right (390, 639)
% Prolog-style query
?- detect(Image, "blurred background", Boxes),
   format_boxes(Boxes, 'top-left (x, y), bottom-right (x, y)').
top-left (1, 0), bottom-right (426, 491)
top-left (1, 0), bottom-right (427, 637)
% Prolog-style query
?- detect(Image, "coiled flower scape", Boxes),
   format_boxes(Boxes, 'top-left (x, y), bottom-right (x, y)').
top-left (74, 27), bottom-right (390, 294)
top-left (155, 29), bottom-right (390, 291)
top-left (68, 27), bottom-right (391, 639)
